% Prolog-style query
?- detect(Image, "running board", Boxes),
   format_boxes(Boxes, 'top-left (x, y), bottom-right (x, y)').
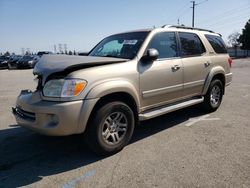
top-left (139, 97), bottom-right (204, 121)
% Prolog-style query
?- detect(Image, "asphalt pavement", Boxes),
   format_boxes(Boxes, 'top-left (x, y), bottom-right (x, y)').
top-left (0, 58), bottom-right (249, 188)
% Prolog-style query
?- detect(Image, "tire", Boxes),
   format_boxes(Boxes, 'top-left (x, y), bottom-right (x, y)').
top-left (84, 101), bottom-right (135, 156)
top-left (202, 79), bottom-right (223, 112)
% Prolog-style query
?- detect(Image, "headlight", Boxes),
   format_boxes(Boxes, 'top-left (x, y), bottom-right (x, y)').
top-left (28, 60), bottom-right (34, 64)
top-left (43, 79), bottom-right (87, 97)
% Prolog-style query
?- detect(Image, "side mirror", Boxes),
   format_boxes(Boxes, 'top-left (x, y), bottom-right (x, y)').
top-left (142, 48), bottom-right (159, 61)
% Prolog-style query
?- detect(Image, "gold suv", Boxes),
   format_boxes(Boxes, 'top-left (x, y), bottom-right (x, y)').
top-left (13, 25), bottom-right (232, 155)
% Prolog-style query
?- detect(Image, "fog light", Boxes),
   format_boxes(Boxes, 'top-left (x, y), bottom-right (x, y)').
top-left (51, 115), bottom-right (59, 124)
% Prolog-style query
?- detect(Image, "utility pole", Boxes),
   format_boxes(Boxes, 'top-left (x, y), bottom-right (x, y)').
top-left (191, 0), bottom-right (208, 27)
top-left (191, 1), bottom-right (196, 27)
top-left (177, 18), bottom-right (180, 25)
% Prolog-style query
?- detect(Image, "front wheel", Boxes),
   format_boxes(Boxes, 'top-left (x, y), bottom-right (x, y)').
top-left (202, 79), bottom-right (223, 112)
top-left (85, 101), bottom-right (135, 155)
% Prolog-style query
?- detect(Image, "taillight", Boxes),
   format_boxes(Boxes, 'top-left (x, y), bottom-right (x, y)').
top-left (228, 58), bottom-right (232, 68)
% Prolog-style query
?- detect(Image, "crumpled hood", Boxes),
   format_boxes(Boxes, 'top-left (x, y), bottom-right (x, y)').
top-left (33, 55), bottom-right (127, 83)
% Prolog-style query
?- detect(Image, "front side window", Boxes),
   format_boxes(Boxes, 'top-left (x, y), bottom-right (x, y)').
top-left (179, 32), bottom-right (206, 56)
top-left (89, 32), bottom-right (149, 59)
top-left (147, 32), bottom-right (178, 59)
top-left (205, 34), bottom-right (227, 54)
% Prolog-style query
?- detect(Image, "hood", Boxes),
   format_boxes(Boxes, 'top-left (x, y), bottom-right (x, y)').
top-left (33, 55), bottom-right (128, 84)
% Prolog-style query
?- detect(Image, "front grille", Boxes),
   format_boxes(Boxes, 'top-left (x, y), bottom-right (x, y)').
top-left (13, 107), bottom-right (36, 122)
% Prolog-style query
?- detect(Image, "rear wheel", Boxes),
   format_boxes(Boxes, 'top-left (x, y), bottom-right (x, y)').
top-left (202, 79), bottom-right (223, 112)
top-left (85, 101), bottom-right (135, 155)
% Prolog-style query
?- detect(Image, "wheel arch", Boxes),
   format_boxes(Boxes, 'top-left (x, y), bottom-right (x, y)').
top-left (84, 92), bottom-right (139, 133)
top-left (202, 67), bottom-right (226, 95)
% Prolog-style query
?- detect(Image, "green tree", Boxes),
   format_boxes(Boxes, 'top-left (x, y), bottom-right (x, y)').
top-left (239, 19), bottom-right (250, 50)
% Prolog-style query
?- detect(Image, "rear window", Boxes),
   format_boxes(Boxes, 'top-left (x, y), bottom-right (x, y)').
top-left (179, 32), bottom-right (206, 57)
top-left (205, 34), bottom-right (227, 54)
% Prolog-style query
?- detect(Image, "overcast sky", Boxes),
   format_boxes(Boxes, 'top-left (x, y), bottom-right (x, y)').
top-left (0, 0), bottom-right (249, 54)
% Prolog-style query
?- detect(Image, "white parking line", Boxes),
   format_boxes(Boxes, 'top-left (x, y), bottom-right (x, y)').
top-left (185, 114), bottom-right (220, 127)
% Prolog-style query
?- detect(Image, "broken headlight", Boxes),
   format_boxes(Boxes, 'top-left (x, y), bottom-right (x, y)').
top-left (43, 79), bottom-right (87, 98)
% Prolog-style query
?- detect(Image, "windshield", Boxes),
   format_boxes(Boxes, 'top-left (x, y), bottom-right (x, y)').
top-left (89, 31), bottom-right (149, 59)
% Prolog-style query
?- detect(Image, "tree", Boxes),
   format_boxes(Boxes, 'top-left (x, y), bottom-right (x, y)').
top-left (239, 19), bottom-right (250, 51)
top-left (228, 32), bottom-right (240, 57)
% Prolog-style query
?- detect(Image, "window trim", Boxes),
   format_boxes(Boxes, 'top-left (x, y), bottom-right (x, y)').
top-left (177, 32), bottom-right (207, 58)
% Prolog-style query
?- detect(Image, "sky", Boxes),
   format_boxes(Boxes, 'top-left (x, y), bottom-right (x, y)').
top-left (0, 0), bottom-right (249, 54)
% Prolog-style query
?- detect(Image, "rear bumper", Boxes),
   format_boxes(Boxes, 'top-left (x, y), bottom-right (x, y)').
top-left (12, 90), bottom-right (98, 136)
top-left (225, 72), bottom-right (233, 86)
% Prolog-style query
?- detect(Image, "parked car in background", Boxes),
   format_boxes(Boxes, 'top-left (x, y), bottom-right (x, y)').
top-left (16, 55), bottom-right (39, 69)
top-left (37, 51), bottom-right (53, 57)
top-left (7, 55), bottom-right (22, 69)
top-left (0, 55), bottom-right (10, 69)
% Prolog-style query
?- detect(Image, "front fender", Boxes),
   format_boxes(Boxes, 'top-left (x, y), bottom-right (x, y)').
top-left (86, 80), bottom-right (140, 110)
top-left (202, 66), bottom-right (225, 95)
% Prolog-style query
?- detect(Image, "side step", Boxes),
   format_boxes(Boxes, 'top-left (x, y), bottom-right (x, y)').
top-left (139, 97), bottom-right (204, 121)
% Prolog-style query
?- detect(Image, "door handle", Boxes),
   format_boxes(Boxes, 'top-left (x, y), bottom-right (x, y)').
top-left (171, 65), bottom-right (181, 71)
top-left (204, 61), bottom-right (211, 67)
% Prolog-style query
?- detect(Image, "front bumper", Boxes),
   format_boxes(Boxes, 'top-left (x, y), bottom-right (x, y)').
top-left (12, 90), bottom-right (98, 136)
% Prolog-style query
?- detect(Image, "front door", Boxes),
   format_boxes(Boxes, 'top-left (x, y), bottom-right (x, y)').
top-left (139, 32), bottom-right (183, 110)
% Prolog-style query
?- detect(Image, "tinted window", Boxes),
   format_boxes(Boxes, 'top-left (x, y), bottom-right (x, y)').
top-left (147, 32), bottom-right (178, 59)
top-left (205, 34), bottom-right (227, 54)
top-left (179, 32), bottom-right (206, 56)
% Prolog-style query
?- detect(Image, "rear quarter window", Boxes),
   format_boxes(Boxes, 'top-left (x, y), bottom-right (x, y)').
top-left (205, 34), bottom-right (227, 54)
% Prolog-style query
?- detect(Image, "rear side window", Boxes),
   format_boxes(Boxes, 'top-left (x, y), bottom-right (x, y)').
top-left (179, 32), bottom-right (206, 56)
top-left (147, 32), bottom-right (178, 59)
top-left (205, 34), bottom-right (227, 54)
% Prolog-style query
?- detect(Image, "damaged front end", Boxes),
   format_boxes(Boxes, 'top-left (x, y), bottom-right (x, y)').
top-left (12, 54), bottom-right (125, 135)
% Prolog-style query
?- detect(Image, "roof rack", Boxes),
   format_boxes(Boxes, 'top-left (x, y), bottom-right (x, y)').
top-left (161, 24), bottom-right (215, 34)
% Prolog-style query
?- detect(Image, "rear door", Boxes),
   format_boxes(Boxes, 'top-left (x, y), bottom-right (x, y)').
top-left (178, 32), bottom-right (212, 97)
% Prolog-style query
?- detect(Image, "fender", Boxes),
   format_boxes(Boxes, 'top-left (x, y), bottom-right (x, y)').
top-left (202, 66), bottom-right (225, 95)
top-left (86, 80), bottom-right (140, 111)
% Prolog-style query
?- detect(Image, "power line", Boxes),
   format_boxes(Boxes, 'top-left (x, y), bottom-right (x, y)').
top-left (199, 11), bottom-right (250, 28)
top-left (196, 4), bottom-right (250, 25)
top-left (163, 2), bottom-right (190, 24)
top-left (191, 0), bottom-right (208, 27)
top-left (208, 16), bottom-right (249, 30)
